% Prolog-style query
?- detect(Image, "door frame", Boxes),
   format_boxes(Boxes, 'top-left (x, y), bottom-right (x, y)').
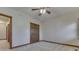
top-left (0, 13), bottom-right (12, 49)
top-left (30, 22), bottom-right (40, 43)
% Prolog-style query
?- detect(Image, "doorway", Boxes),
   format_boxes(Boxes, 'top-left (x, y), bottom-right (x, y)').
top-left (0, 13), bottom-right (12, 49)
top-left (30, 23), bottom-right (40, 43)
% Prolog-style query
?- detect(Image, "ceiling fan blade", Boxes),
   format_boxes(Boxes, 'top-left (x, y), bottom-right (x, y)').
top-left (46, 10), bottom-right (51, 14)
top-left (32, 8), bottom-right (40, 11)
top-left (46, 7), bottom-right (50, 8)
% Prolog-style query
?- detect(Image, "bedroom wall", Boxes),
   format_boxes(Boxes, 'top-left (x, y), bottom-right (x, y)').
top-left (42, 11), bottom-right (79, 43)
top-left (0, 8), bottom-right (42, 47)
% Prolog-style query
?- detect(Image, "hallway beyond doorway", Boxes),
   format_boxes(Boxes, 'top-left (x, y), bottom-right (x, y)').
top-left (0, 40), bottom-right (9, 49)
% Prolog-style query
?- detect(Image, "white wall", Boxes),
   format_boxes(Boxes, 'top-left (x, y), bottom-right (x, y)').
top-left (0, 23), bottom-right (6, 39)
top-left (0, 8), bottom-right (42, 47)
top-left (42, 11), bottom-right (79, 43)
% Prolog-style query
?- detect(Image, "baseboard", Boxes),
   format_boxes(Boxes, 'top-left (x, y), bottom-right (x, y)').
top-left (41, 40), bottom-right (79, 48)
top-left (0, 39), bottom-right (6, 40)
top-left (11, 40), bottom-right (79, 49)
top-left (12, 41), bottom-right (40, 49)
top-left (12, 43), bottom-right (30, 49)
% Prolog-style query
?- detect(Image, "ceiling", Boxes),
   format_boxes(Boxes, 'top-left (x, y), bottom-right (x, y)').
top-left (10, 7), bottom-right (79, 22)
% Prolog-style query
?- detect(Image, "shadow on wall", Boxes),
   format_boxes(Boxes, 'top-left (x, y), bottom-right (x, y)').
top-left (59, 23), bottom-right (77, 41)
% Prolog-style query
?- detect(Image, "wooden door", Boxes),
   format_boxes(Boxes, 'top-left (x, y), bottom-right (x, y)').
top-left (6, 25), bottom-right (8, 41)
top-left (30, 23), bottom-right (40, 43)
top-left (6, 24), bottom-right (10, 42)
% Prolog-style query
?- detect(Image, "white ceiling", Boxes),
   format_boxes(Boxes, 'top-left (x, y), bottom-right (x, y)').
top-left (10, 7), bottom-right (79, 22)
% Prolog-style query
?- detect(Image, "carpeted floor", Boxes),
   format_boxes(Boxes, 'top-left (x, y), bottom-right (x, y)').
top-left (0, 40), bottom-right (9, 49)
top-left (12, 42), bottom-right (78, 51)
top-left (0, 40), bottom-right (78, 51)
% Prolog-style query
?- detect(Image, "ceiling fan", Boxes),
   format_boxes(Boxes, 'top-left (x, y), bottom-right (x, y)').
top-left (32, 7), bottom-right (51, 16)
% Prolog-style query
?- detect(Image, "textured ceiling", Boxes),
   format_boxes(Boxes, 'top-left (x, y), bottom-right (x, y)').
top-left (10, 7), bottom-right (79, 22)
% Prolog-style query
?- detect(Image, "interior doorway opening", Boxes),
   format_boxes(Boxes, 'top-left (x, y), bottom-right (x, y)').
top-left (0, 13), bottom-right (12, 49)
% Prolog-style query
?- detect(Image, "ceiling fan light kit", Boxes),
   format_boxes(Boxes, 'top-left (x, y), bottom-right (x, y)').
top-left (40, 9), bottom-right (46, 14)
top-left (32, 7), bottom-right (51, 16)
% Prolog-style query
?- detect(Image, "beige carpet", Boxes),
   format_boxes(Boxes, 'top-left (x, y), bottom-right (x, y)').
top-left (0, 40), bottom-right (10, 51)
top-left (0, 40), bottom-right (9, 48)
top-left (65, 39), bottom-right (79, 46)
top-left (0, 41), bottom-right (78, 51)
top-left (12, 42), bottom-right (79, 51)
